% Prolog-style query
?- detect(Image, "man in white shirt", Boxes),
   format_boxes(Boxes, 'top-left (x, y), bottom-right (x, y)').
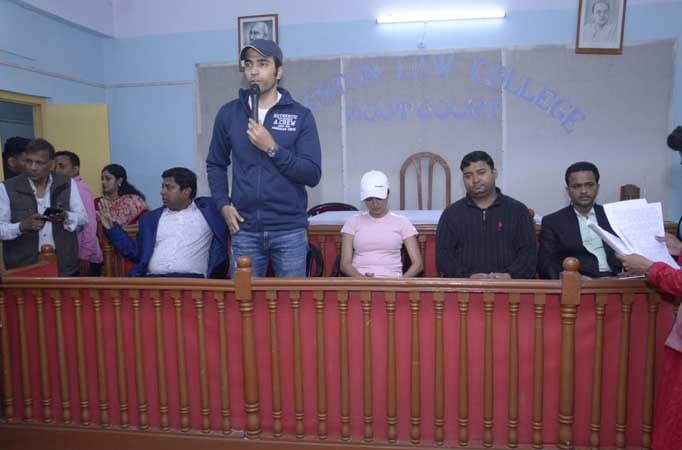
top-left (100, 167), bottom-right (228, 278)
top-left (0, 138), bottom-right (88, 276)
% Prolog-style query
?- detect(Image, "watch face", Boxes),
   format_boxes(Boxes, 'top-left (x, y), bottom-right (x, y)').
top-left (267, 147), bottom-right (277, 157)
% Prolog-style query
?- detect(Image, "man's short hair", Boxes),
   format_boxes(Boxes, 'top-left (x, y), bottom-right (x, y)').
top-left (25, 138), bottom-right (55, 159)
top-left (162, 167), bottom-right (197, 199)
top-left (3, 136), bottom-right (30, 158)
top-left (54, 150), bottom-right (81, 167)
top-left (460, 150), bottom-right (495, 171)
top-left (565, 161), bottom-right (600, 185)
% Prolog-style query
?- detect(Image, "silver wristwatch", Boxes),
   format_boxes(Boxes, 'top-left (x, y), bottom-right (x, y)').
top-left (266, 144), bottom-right (279, 158)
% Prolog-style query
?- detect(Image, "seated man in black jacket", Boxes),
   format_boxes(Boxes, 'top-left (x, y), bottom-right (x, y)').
top-left (538, 161), bottom-right (622, 279)
top-left (436, 151), bottom-right (537, 279)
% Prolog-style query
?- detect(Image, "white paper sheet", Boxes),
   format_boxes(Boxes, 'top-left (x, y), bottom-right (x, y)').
top-left (600, 200), bottom-right (680, 269)
top-left (587, 222), bottom-right (633, 255)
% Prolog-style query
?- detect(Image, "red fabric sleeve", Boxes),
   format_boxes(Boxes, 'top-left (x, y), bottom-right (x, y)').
top-left (647, 254), bottom-right (682, 296)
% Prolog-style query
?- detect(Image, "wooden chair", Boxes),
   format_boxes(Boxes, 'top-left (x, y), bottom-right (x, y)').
top-left (307, 202), bottom-right (358, 217)
top-left (619, 184), bottom-right (640, 201)
top-left (400, 151), bottom-right (451, 210)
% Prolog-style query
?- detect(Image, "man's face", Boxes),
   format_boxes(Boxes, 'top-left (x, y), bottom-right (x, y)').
top-left (566, 170), bottom-right (599, 210)
top-left (161, 177), bottom-right (191, 211)
top-left (243, 49), bottom-right (282, 95)
top-left (24, 150), bottom-right (53, 183)
top-left (249, 22), bottom-right (269, 42)
top-left (54, 155), bottom-right (78, 178)
top-left (462, 160), bottom-right (497, 199)
top-left (7, 152), bottom-right (27, 173)
top-left (592, 2), bottom-right (609, 26)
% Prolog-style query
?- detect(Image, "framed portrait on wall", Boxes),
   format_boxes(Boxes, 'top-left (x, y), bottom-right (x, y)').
top-left (238, 14), bottom-right (279, 70)
top-left (576, 0), bottom-right (626, 54)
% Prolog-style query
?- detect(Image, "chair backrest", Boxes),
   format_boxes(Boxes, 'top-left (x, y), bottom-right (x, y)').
top-left (307, 202), bottom-right (358, 217)
top-left (620, 184), bottom-right (640, 201)
top-left (400, 152), bottom-right (451, 210)
top-left (306, 243), bottom-right (324, 277)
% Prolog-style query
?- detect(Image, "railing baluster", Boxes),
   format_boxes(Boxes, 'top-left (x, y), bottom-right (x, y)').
top-left (433, 291), bottom-right (445, 446)
top-left (590, 293), bottom-right (607, 450)
top-left (290, 290), bottom-right (305, 439)
top-left (16, 288), bottom-right (32, 421)
top-left (72, 288), bottom-right (90, 425)
top-left (338, 290), bottom-right (351, 441)
top-left (483, 291), bottom-right (494, 447)
top-left (314, 290), bottom-right (328, 440)
top-left (361, 291), bottom-right (374, 442)
top-left (508, 292), bottom-right (520, 448)
top-left (171, 290), bottom-right (190, 432)
top-left (266, 290), bottom-right (282, 437)
top-left (532, 293), bottom-right (546, 449)
top-left (130, 290), bottom-right (149, 430)
top-left (458, 292), bottom-right (470, 446)
top-left (192, 291), bottom-right (211, 433)
top-left (111, 289), bottom-right (128, 427)
top-left (52, 289), bottom-right (71, 424)
top-left (0, 289), bottom-right (15, 420)
top-left (385, 291), bottom-right (398, 443)
top-left (410, 291), bottom-right (421, 444)
top-left (235, 257), bottom-right (261, 439)
top-left (91, 289), bottom-right (109, 427)
top-left (615, 292), bottom-right (634, 450)
top-left (641, 292), bottom-right (660, 450)
top-left (216, 292), bottom-right (232, 435)
top-left (34, 288), bottom-right (52, 423)
top-left (558, 258), bottom-right (581, 450)
top-left (151, 290), bottom-right (169, 431)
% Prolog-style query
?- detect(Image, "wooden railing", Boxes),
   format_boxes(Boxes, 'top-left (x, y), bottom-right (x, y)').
top-left (0, 258), bottom-right (676, 450)
top-left (2, 245), bottom-right (58, 278)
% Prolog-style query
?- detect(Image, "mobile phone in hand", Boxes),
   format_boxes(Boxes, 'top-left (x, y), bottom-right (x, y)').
top-left (43, 206), bottom-right (64, 216)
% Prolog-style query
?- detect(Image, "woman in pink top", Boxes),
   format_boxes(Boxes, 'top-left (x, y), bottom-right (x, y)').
top-left (618, 234), bottom-right (682, 450)
top-left (340, 170), bottom-right (423, 278)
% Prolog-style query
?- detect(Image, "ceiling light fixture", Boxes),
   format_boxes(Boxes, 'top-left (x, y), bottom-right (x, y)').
top-left (377, 9), bottom-right (506, 24)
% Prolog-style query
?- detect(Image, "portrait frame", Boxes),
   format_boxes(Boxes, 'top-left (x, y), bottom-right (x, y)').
top-left (576, 0), bottom-right (626, 54)
top-left (238, 14), bottom-right (279, 71)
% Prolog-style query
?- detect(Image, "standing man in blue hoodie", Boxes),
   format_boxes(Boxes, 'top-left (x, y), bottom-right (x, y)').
top-left (206, 39), bottom-right (322, 277)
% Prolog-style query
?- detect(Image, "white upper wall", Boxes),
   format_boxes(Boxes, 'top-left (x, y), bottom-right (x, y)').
top-left (13, 0), bottom-right (680, 38)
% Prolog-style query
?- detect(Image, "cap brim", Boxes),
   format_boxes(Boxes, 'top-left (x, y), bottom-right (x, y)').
top-left (361, 188), bottom-right (389, 201)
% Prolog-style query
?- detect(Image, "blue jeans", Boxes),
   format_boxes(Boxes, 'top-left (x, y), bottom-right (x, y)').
top-left (230, 228), bottom-right (308, 277)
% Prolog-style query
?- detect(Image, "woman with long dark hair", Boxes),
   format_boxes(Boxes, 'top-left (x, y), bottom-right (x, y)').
top-left (95, 163), bottom-right (149, 225)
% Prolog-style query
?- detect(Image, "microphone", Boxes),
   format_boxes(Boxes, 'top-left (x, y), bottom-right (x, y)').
top-left (249, 84), bottom-right (260, 123)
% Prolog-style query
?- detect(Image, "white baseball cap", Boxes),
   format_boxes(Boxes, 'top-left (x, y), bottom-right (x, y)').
top-left (360, 170), bottom-right (389, 201)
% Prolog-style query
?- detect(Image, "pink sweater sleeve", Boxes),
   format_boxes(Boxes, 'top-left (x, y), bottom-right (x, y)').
top-left (75, 178), bottom-right (104, 263)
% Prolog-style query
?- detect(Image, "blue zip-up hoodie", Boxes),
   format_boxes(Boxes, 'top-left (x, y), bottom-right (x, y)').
top-left (206, 87), bottom-right (322, 232)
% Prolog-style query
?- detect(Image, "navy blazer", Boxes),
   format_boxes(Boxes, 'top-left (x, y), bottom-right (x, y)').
top-left (104, 197), bottom-right (228, 278)
top-left (538, 204), bottom-right (622, 279)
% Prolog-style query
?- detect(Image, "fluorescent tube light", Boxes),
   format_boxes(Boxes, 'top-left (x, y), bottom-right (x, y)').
top-left (376, 9), bottom-right (506, 24)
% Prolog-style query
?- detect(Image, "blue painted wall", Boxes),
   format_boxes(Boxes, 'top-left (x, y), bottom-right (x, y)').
top-left (1, 0), bottom-right (681, 215)
top-left (0, 0), bottom-right (105, 103)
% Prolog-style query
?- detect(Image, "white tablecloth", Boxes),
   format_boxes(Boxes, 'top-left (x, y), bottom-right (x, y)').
top-left (308, 209), bottom-right (443, 226)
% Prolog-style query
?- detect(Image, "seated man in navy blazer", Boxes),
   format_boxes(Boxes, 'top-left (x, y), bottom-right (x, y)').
top-left (100, 167), bottom-right (228, 278)
top-left (538, 161), bottom-right (622, 279)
